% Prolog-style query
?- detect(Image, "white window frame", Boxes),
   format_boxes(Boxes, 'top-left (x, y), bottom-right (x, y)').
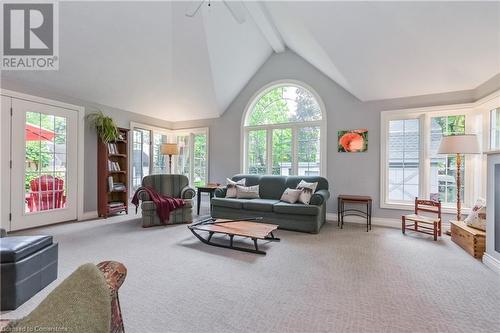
top-left (129, 122), bottom-right (209, 188)
top-left (380, 97), bottom-right (493, 214)
top-left (173, 127), bottom-right (209, 186)
top-left (241, 80), bottom-right (327, 176)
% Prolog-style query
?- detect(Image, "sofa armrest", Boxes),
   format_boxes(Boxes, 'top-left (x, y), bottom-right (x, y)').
top-left (215, 187), bottom-right (227, 198)
top-left (181, 186), bottom-right (195, 199)
top-left (97, 261), bottom-right (127, 295)
top-left (310, 189), bottom-right (330, 206)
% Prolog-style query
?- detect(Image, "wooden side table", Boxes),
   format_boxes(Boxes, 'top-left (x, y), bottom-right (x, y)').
top-left (196, 184), bottom-right (220, 215)
top-left (338, 195), bottom-right (372, 232)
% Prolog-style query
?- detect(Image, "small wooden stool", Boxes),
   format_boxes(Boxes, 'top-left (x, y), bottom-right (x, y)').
top-left (337, 195), bottom-right (372, 232)
top-left (402, 198), bottom-right (442, 241)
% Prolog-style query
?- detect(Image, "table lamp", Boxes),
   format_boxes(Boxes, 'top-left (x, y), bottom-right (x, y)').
top-left (161, 143), bottom-right (179, 174)
top-left (437, 134), bottom-right (480, 221)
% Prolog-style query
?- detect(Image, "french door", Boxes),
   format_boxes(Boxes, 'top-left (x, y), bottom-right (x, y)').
top-left (7, 97), bottom-right (78, 230)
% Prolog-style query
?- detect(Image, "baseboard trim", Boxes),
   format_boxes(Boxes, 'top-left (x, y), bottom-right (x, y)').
top-left (483, 253), bottom-right (500, 275)
top-left (326, 213), bottom-right (400, 229)
top-left (78, 211), bottom-right (99, 221)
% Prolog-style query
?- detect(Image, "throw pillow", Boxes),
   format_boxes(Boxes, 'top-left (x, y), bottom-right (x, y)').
top-left (236, 185), bottom-right (260, 199)
top-left (280, 188), bottom-right (302, 204)
top-left (296, 180), bottom-right (318, 204)
top-left (465, 198), bottom-right (486, 231)
top-left (226, 178), bottom-right (246, 198)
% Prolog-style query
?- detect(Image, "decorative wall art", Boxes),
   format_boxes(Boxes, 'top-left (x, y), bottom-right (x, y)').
top-left (338, 129), bottom-right (368, 152)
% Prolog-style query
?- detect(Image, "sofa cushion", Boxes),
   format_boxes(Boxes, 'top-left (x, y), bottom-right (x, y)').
top-left (242, 199), bottom-right (280, 212)
top-left (273, 202), bottom-right (320, 216)
top-left (285, 176), bottom-right (329, 192)
top-left (232, 174), bottom-right (261, 186)
top-left (259, 176), bottom-right (287, 199)
top-left (0, 236), bottom-right (53, 263)
top-left (211, 198), bottom-right (249, 209)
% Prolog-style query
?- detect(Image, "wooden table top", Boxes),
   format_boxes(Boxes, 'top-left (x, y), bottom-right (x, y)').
top-left (196, 184), bottom-right (221, 189)
top-left (338, 194), bottom-right (372, 202)
top-left (191, 220), bottom-right (278, 239)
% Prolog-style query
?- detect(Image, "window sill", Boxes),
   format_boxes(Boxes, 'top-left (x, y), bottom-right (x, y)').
top-left (381, 201), bottom-right (471, 215)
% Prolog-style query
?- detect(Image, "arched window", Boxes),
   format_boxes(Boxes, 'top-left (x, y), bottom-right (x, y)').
top-left (242, 82), bottom-right (326, 176)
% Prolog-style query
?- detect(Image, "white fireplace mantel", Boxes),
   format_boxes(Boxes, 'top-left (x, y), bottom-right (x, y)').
top-left (484, 151), bottom-right (500, 274)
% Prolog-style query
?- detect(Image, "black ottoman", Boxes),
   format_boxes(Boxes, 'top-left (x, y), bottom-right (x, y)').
top-left (0, 235), bottom-right (58, 310)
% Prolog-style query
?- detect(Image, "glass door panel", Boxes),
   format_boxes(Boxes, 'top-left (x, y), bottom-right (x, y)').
top-left (176, 135), bottom-right (191, 178)
top-left (10, 98), bottom-right (77, 231)
top-left (24, 112), bottom-right (68, 213)
top-left (132, 129), bottom-right (151, 191)
top-left (193, 133), bottom-right (207, 186)
top-left (152, 133), bottom-right (168, 174)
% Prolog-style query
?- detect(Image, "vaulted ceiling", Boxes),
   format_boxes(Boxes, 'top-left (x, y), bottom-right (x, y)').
top-left (2, 1), bottom-right (499, 121)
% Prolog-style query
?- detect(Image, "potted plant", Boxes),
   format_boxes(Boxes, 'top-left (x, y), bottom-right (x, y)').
top-left (86, 111), bottom-right (120, 143)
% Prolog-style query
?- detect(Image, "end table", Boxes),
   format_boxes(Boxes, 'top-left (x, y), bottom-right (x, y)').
top-left (196, 184), bottom-right (220, 215)
top-left (337, 195), bottom-right (372, 232)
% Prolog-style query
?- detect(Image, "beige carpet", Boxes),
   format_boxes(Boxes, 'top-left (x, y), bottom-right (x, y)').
top-left (3, 210), bottom-right (500, 333)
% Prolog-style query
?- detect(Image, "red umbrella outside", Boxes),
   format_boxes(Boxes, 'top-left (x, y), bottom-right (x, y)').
top-left (25, 123), bottom-right (55, 141)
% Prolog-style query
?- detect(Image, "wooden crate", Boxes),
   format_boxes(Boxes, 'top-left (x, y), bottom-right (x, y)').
top-left (450, 220), bottom-right (486, 259)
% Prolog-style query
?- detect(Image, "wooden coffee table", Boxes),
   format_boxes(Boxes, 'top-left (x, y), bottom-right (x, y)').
top-left (188, 218), bottom-right (279, 255)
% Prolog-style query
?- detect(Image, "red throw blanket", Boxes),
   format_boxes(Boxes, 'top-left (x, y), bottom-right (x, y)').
top-left (131, 186), bottom-right (185, 224)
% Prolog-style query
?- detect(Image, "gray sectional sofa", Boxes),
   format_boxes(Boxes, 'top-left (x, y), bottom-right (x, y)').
top-left (211, 174), bottom-right (330, 233)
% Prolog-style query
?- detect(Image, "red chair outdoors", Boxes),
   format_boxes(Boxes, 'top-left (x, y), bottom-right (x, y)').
top-left (26, 175), bottom-right (66, 212)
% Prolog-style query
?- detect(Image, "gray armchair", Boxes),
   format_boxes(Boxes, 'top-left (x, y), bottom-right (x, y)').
top-left (139, 174), bottom-right (195, 227)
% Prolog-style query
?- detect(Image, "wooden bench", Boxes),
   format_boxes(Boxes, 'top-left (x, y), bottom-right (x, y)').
top-left (450, 220), bottom-right (486, 259)
top-left (402, 198), bottom-right (442, 241)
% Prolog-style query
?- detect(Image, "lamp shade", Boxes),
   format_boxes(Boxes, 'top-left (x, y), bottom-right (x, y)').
top-left (437, 134), bottom-right (480, 154)
top-left (160, 143), bottom-right (179, 156)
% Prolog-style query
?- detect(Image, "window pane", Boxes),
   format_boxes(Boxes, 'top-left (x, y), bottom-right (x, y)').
top-left (248, 130), bottom-right (267, 174)
top-left (247, 86), bottom-right (321, 126)
top-left (152, 133), bottom-right (168, 174)
top-left (298, 126), bottom-right (320, 176)
top-left (491, 108), bottom-right (500, 150)
top-left (429, 115), bottom-right (465, 204)
top-left (132, 129), bottom-right (150, 191)
top-left (271, 128), bottom-right (292, 175)
top-left (388, 119), bottom-right (420, 201)
top-left (25, 112), bottom-right (67, 213)
top-left (193, 134), bottom-right (207, 187)
top-left (176, 135), bottom-right (190, 179)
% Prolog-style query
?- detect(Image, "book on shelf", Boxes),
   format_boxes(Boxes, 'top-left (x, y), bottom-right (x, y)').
top-left (111, 183), bottom-right (126, 192)
top-left (107, 143), bottom-right (119, 155)
top-left (108, 201), bottom-right (125, 208)
top-left (108, 160), bottom-right (121, 172)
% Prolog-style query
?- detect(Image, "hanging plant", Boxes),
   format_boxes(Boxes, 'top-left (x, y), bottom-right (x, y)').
top-left (86, 111), bottom-right (120, 143)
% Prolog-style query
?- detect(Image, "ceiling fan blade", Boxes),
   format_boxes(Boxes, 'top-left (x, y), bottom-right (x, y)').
top-left (185, 0), bottom-right (205, 18)
top-left (223, 1), bottom-right (246, 24)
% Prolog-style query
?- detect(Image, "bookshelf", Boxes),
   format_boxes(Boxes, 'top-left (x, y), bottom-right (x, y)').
top-left (97, 127), bottom-right (129, 218)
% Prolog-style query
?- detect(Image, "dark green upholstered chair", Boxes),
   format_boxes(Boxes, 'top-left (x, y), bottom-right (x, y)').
top-left (138, 174), bottom-right (195, 227)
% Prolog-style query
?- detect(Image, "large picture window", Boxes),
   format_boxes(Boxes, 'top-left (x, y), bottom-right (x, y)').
top-left (381, 106), bottom-right (485, 213)
top-left (243, 82), bottom-right (325, 176)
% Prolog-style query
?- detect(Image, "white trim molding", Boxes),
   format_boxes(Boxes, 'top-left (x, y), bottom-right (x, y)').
top-left (483, 253), bottom-right (500, 275)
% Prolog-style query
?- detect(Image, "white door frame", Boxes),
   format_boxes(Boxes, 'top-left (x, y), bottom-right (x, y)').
top-left (0, 89), bottom-right (85, 231)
